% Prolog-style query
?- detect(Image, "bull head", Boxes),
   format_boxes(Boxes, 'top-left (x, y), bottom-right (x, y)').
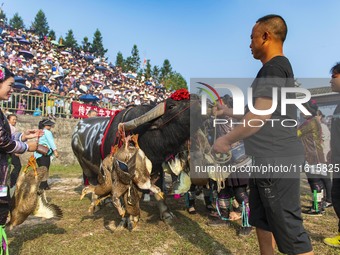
top-left (118, 97), bottom-right (212, 132)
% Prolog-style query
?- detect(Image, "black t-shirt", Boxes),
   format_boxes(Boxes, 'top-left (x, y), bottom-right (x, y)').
top-left (331, 104), bottom-right (340, 163)
top-left (244, 56), bottom-right (304, 157)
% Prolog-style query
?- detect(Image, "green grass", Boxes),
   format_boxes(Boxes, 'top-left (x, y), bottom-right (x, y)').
top-left (49, 164), bottom-right (83, 179)
top-left (6, 165), bottom-right (340, 255)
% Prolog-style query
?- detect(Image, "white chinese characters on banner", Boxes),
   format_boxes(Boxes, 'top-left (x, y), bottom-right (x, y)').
top-left (72, 102), bottom-right (120, 118)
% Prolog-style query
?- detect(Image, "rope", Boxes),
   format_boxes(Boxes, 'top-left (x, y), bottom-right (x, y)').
top-left (241, 201), bottom-right (251, 228)
top-left (158, 103), bottom-right (191, 129)
top-left (211, 110), bottom-right (232, 192)
top-left (184, 193), bottom-right (190, 208)
top-left (0, 225), bottom-right (8, 255)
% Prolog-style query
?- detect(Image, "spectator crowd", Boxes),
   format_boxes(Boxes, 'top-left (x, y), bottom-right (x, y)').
top-left (0, 19), bottom-right (171, 118)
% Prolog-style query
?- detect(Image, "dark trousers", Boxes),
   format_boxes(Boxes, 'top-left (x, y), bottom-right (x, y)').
top-left (249, 155), bottom-right (312, 254)
top-left (0, 195), bottom-right (9, 225)
top-left (0, 164), bottom-right (9, 226)
top-left (306, 173), bottom-right (325, 192)
top-left (321, 173), bottom-right (333, 202)
top-left (10, 154), bottom-right (22, 188)
top-left (306, 171), bottom-right (332, 203)
top-left (36, 155), bottom-right (51, 189)
top-left (332, 170), bottom-right (340, 232)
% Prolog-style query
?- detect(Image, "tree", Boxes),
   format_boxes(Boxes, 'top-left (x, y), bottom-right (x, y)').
top-left (91, 29), bottom-right (107, 57)
top-left (160, 59), bottom-right (172, 81)
top-left (130, 44), bottom-right (140, 72)
top-left (137, 69), bottom-right (144, 79)
top-left (124, 56), bottom-right (134, 73)
top-left (115, 51), bottom-right (125, 68)
top-left (9, 13), bottom-right (24, 29)
top-left (32, 10), bottom-right (49, 37)
top-left (64, 29), bottom-right (78, 49)
top-left (144, 60), bottom-right (152, 80)
top-left (152, 65), bottom-right (160, 83)
top-left (163, 72), bottom-right (187, 90)
top-left (81, 36), bottom-right (91, 52)
top-left (0, 8), bottom-right (7, 25)
top-left (48, 30), bottom-right (56, 41)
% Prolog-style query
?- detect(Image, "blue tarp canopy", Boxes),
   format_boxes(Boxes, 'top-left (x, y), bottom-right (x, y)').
top-left (19, 39), bottom-right (31, 45)
top-left (95, 66), bottom-right (108, 72)
top-left (14, 76), bottom-right (26, 84)
top-left (79, 94), bottom-right (100, 103)
top-left (13, 82), bottom-right (29, 90)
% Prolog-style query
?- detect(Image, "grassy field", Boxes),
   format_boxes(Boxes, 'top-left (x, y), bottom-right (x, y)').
top-left (6, 164), bottom-right (340, 255)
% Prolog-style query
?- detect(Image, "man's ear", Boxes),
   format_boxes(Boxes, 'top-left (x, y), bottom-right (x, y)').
top-left (262, 32), bottom-right (269, 41)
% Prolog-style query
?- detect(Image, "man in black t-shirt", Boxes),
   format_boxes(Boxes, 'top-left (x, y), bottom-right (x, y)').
top-left (324, 62), bottom-right (340, 248)
top-left (213, 15), bottom-right (313, 255)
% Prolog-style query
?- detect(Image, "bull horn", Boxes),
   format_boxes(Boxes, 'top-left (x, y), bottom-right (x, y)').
top-left (120, 102), bottom-right (165, 131)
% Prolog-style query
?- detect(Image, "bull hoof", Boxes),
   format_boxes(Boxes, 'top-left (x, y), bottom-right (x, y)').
top-left (161, 211), bottom-right (175, 224)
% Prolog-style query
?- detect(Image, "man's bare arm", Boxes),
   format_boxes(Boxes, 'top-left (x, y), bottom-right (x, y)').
top-left (213, 97), bottom-right (273, 153)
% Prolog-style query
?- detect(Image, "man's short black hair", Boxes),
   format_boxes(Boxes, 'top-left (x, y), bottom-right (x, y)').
top-left (256, 14), bottom-right (287, 42)
top-left (330, 62), bottom-right (340, 75)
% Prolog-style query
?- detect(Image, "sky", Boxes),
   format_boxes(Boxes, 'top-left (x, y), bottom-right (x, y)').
top-left (2, 0), bottom-right (340, 90)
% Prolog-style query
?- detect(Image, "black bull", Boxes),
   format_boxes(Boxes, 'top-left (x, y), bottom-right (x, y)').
top-left (71, 97), bottom-right (207, 220)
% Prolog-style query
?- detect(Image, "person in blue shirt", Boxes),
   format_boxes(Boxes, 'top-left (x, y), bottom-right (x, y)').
top-left (34, 119), bottom-right (59, 190)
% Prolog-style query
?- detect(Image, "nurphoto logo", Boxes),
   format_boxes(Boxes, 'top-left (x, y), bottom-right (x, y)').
top-left (198, 81), bottom-right (312, 128)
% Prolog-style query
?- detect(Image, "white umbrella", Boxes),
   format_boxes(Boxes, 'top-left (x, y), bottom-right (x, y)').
top-left (101, 89), bottom-right (115, 96)
top-left (51, 74), bottom-right (64, 80)
top-left (61, 51), bottom-right (71, 55)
